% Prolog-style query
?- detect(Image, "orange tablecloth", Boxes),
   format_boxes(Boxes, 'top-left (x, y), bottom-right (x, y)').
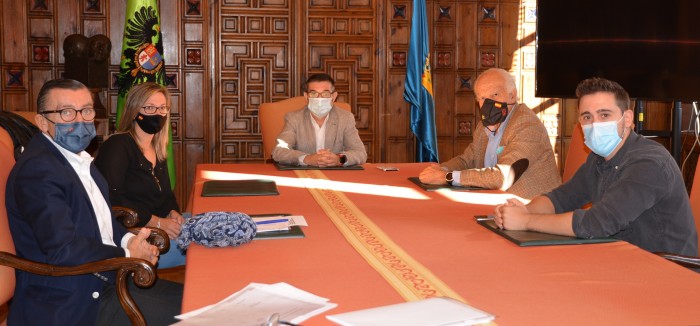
top-left (182, 163), bottom-right (700, 325)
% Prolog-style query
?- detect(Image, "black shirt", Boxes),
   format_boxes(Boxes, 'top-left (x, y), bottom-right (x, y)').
top-left (546, 132), bottom-right (698, 256)
top-left (95, 133), bottom-right (179, 227)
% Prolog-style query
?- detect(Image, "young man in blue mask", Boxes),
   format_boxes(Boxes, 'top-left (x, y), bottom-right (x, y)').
top-left (493, 77), bottom-right (697, 257)
top-left (7, 79), bottom-right (183, 325)
top-left (271, 73), bottom-right (367, 167)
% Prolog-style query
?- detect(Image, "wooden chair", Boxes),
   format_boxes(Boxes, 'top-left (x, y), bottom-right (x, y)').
top-left (562, 123), bottom-right (590, 183)
top-left (112, 206), bottom-right (170, 254)
top-left (656, 157), bottom-right (700, 269)
top-left (0, 129), bottom-right (155, 325)
top-left (259, 96), bottom-right (351, 161)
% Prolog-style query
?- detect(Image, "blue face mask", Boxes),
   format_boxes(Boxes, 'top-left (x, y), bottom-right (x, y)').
top-left (582, 116), bottom-right (625, 158)
top-left (51, 121), bottom-right (96, 153)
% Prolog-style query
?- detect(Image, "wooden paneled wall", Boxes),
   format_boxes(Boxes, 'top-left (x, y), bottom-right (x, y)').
top-left (0, 0), bottom-right (679, 207)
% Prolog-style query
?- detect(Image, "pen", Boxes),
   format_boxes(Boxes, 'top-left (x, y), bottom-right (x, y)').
top-left (474, 215), bottom-right (495, 221)
top-left (255, 218), bottom-right (289, 225)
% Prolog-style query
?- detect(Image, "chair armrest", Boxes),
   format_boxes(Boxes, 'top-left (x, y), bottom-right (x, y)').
top-left (655, 252), bottom-right (700, 269)
top-left (113, 206), bottom-right (171, 254)
top-left (0, 251), bottom-right (154, 326)
top-left (128, 228), bottom-right (170, 254)
top-left (113, 206), bottom-right (140, 228)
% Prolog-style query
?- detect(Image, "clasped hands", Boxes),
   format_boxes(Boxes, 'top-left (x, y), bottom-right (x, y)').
top-left (303, 149), bottom-right (341, 167)
top-left (152, 210), bottom-right (185, 239)
top-left (493, 198), bottom-right (530, 230)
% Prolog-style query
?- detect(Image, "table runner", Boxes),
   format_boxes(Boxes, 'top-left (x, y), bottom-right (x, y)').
top-left (295, 169), bottom-right (465, 302)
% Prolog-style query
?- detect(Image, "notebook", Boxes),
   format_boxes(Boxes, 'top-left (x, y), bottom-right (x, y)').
top-left (476, 217), bottom-right (617, 247)
top-left (201, 180), bottom-right (279, 197)
top-left (254, 225), bottom-right (305, 240)
top-left (408, 177), bottom-right (485, 191)
top-left (274, 162), bottom-right (364, 170)
top-left (250, 213), bottom-right (305, 240)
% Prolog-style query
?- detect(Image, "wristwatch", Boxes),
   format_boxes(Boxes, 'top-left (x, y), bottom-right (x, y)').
top-left (338, 153), bottom-right (347, 165)
top-left (445, 172), bottom-right (454, 185)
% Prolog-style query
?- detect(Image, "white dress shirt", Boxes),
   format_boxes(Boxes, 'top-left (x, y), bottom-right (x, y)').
top-left (42, 133), bottom-right (134, 255)
top-left (298, 112), bottom-right (328, 165)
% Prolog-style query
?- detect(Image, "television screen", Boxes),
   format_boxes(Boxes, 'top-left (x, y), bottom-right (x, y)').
top-left (536, 0), bottom-right (700, 101)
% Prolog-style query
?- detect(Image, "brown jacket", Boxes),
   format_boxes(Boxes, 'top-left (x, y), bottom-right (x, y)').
top-left (441, 103), bottom-right (561, 199)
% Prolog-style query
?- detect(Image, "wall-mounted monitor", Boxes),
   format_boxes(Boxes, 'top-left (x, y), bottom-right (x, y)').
top-left (536, 0), bottom-right (700, 101)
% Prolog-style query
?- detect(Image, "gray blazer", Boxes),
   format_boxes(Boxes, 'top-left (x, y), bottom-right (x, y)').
top-left (271, 106), bottom-right (367, 165)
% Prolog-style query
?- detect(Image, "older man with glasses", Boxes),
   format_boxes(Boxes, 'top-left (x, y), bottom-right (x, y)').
top-left (7, 79), bottom-right (183, 325)
top-left (271, 73), bottom-right (367, 167)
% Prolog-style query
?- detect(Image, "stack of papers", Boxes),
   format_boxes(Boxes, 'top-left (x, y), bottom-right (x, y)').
top-left (174, 282), bottom-right (337, 325)
top-left (326, 297), bottom-right (494, 326)
top-left (253, 215), bottom-right (307, 233)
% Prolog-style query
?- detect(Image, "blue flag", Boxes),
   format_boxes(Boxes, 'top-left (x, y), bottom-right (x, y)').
top-left (404, 0), bottom-right (439, 163)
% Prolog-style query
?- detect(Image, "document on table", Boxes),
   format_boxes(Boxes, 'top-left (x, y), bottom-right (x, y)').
top-left (252, 215), bottom-right (307, 233)
top-left (326, 297), bottom-right (494, 326)
top-left (174, 282), bottom-right (337, 325)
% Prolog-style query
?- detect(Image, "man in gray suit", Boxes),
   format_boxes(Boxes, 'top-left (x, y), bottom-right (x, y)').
top-left (272, 73), bottom-right (367, 166)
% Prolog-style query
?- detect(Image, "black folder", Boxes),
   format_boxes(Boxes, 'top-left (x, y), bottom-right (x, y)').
top-left (408, 177), bottom-right (485, 191)
top-left (201, 180), bottom-right (279, 197)
top-left (476, 217), bottom-right (617, 247)
top-left (254, 225), bottom-right (305, 240)
top-left (274, 162), bottom-right (364, 170)
top-left (250, 213), bottom-right (305, 240)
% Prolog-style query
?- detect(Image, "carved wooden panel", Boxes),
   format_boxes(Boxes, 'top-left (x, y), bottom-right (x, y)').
top-left (0, 0), bottom-right (685, 205)
top-left (304, 1), bottom-right (378, 162)
top-left (211, 1), bottom-right (380, 163)
top-left (214, 2), bottom-right (295, 163)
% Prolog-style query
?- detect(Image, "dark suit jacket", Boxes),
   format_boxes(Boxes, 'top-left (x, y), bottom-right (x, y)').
top-left (6, 133), bottom-right (130, 325)
top-left (271, 106), bottom-right (367, 165)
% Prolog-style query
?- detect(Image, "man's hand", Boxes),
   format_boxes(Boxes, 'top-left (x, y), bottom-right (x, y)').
top-left (494, 198), bottom-right (530, 230)
top-left (127, 227), bottom-right (159, 265)
top-left (304, 149), bottom-right (341, 167)
top-left (418, 163), bottom-right (448, 184)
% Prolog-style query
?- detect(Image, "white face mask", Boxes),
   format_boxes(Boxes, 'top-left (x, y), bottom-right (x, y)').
top-left (308, 98), bottom-right (333, 117)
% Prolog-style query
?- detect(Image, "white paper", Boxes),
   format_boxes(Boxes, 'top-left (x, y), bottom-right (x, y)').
top-left (253, 215), bottom-right (308, 233)
top-left (174, 282), bottom-right (337, 325)
top-left (326, 297), bottom-right (494, 326)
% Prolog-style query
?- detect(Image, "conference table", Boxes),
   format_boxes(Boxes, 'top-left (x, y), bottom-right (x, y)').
top-left (182, 163), bottom-right (700, 325)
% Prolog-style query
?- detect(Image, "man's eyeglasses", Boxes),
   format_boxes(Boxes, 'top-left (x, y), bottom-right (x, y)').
top-left (306, 91), bottom-right (335, 98)
top-left (40, 107), bottom-right (96, 122)
top-left (141, 105), bottom-right (170, 114)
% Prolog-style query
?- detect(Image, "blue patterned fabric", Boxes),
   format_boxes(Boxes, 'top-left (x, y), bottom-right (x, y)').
top-left (177, 211), bottom-right (257, 249)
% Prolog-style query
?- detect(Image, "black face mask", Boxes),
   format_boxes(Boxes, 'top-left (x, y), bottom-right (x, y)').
top-left (480, 98), bottom-right (512, 126)
top-left (135, 113), bottom-right (166, 134)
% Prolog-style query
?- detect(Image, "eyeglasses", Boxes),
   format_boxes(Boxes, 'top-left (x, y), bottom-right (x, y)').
top-left (306, 91), bottom-right (335, 98)
top-left (141, 105), bottom-right (170, 114)
top-left (40, 107), bottom-right (96, 122)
